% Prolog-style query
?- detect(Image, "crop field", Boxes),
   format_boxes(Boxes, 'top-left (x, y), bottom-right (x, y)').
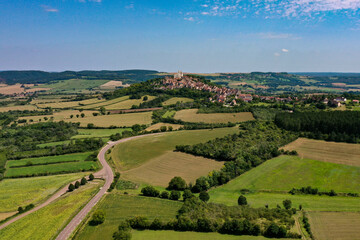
top-left (174, 109), bottom-right (254, 123)
top-left (4, 152), bottom-right (98, 178)
top-left (72, 128), bottom-right (132, 139)
top-left (37, 79), bottom-right (109, 93)
top-left (110, 127), bottom-right (238, 171)
top-left (0, 173), bottom-right (86, 212)
top-left (0, 105), bottom-right (38, 112)
top-left (0, 181), bottom-right (100, 240)
top-left (145, 123), bottom-right (183, 131)
top-left (122, 152), bottom-right (224, 186)
top-left (77, 96), bottom-right (129, 109)
top-left (162, 110), bottom-right (176, 118)
top-left (308, 212), bottom-right (360, 240)
top-left (105, 95), bottom-right (156, 110)
top-left (18, 110), bottom-right (98, 124)
top-left (211, 155), bottom-right (360, 193)
top-left (63, 111), bottom-right (153, 127)
top-left (75, 194), bottom-right (182, 240)
top-left (0, 84), bottom-right (24, 95)
top-left (132, 231), bottom-right (277, 240)
top-left (36, 98), bottom-right (106, 109)
top-left (282, 138), bottom-right (360, 166)
top-left (100, 80), bottom-right (130, 89)
top-left (162, 97), bottom-right (194, 106)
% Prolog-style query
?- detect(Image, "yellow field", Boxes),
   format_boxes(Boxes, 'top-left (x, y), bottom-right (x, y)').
top-left (105, 96), bottom-right (156, 110)
top-left (0, 105), bottom-right (38, 112)
top-left (100, 81), bottom-right (130, 89)
top-left (63, 111), bottom-right (153, 127)
top-left (18, 110), bottom-right (98, 123)
top-left (162, 97), bottom-right (194, 106)
top-left (77, 96), bottom-right (129, 109)
top-left (282, 138), bottom-right (360, 166)
top-left (0, 212), bottom-right (16, 221)
top-left (36, 98), bottom-right (106, 109)
top-left (174, 109), bottom-right (254, 123)
top-left (308, 212), bottom-right (360, 240)
top-left (0, 84), bottom-right (24, 95)
top-left (122, 151), bottom-right (224, 186)
top-left (145, 123), bottom-right (183, 131)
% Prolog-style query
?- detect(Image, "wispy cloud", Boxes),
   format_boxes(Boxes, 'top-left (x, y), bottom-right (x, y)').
top-left (41, 5), bottom-right (58, 12)
top-left (78, 0), bottom-right (102, 3)
top-left (125, 4), bottom-right (134, 9)
top-left (282, 48), bottom-right (289, 52)
top-left (258, 32), bottom-right (301, 40)
top-left (184, 17), bottom-right (196, 21)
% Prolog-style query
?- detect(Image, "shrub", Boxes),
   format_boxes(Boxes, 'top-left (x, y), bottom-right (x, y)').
top-left (18, 206), bottom-right (24, 213)
top-left (182, 189), bottom-right (194, 201)
top-left (160, 191), bottom-right (169, 199)
top-left (112, 230), bottom-right (131, 240)
top-left (117, 221), bottom-right (131, 231)
top-left (141, 186), bottom-right (160, 197)
top-left (75, 181), bottom-right (80, 189)
top-left (160, 126), bottom-right (167, 132)
top-left (264, 222), bottom-right (287, 238)
top-left (283, 199), bottom-right (292, 210)
top-left (89, 173), bottom-right (94, 181)
top-left (170, 190), bottom-right (181, 200)
top-left (81, 177), bottom-right (87, 185)
top-left (167, 176), bottom-right (187, 191)
top-left (68, 183), bottom-right (75, 192)
top-left (150, 218), bottom-right (163, 230)
top-left (127, 216), bottom-right (149, 229)
top-left (90, 210), bottom-right (106, 225)
top-left (238, 195), bottom-right (247, 205)
top-left (199, 191), bottom-right (210, 202)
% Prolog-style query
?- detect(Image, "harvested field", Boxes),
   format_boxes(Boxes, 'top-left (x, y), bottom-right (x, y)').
top-left (100, 81), bottom-right (130, 88)
top-left (72, 128), bottom-right (132, 139)
top-left (162, 97), bottom-right (194, 106)
top-left (0, 84), bottom-right (24, 95)
top-left (308, 212), bottom-right (360, 240)
top-left (18, 110), bottom-right (98, 123)
top-left (63, 111), bottom-right (153, 127)
top-left (174, 109), bottom-right (254, 123)
top-left (282, 138), bottom-right (360, 166)
top-left (0, 212), bottom-right (16, 221)
top-left (36, 98), bottom-right (105, 109)
top-left (105, 95), bottom-right (156, 110)
top-left (0, 105), bottom-right (38, 112)
top-left (122, 151), bottom-right (224, 186)
top-left (145, 123), bottom-right (183, 131)
top-left (25, 88), bottom-right (50, 93)
top-left (77, 96), bottom-right (129, 109)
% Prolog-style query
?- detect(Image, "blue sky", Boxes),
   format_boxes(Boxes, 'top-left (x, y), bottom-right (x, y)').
top-left (1, 0), bottom-right (360, 72)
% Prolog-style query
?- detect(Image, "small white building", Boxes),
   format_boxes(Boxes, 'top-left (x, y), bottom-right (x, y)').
top-left (174, 70), bottom-right (184, 79)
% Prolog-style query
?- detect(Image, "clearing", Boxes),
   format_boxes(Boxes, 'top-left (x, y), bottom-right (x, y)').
top-left (308, 212), bottom-right (360, 240)
top-left (282, 138), bottom-right (360, 166)
top-left (174, 109), bottom-right (254, 123)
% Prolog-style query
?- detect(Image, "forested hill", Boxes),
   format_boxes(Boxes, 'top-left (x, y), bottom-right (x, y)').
top-left (0, 70), bottom-right (160, 85)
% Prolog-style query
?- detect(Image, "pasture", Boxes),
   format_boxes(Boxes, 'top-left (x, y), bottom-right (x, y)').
top-left (110, 127), bottom-right (238, 171)
top-left (75, 194), bottom-right (182, 240)
top-left (72, 128), bottom-right (132, 139)
top-left (122, 152), bottom-right (224, 186)
top-left (0, 181), bottom-right (100, 240)
top-left (145, 123), bottom-right (183, 131)
top-left (105, 95), bottom-right (156, 110)
top-left (37, 79), bottom-right (109, 93)
top-left (0, 173), bottom-right (86, 212)
top-left (308, 212), bottom-right (360, 240)
top-left (63, 111), bottom-right (153, 127)
top-left (282, 138), bottom-right (360, 166)
top-left (174, 109), bottom-right (254, 123)
top-left (162, 110), bottom-right (176, 118)
top-left (4, 152), bottom-right (98, 178)
top-left (162, 97), bottom-right (194, 106)
top-left (210, 155), bottom-right (360, 193)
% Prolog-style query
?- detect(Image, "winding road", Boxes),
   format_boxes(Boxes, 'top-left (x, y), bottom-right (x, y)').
top-left (0, 134), bottom-right (160, 239)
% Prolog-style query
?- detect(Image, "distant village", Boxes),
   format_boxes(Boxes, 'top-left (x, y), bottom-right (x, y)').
top-left (155, 71), bottom-right (356, 108)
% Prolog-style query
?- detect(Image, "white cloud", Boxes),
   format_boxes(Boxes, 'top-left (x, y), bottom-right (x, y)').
top-left (41, 5), bottom-right (58, 12)
top-left (282, 48), bottom-right (289, 52)
top-left (184, 17), bottom-right (195, 21)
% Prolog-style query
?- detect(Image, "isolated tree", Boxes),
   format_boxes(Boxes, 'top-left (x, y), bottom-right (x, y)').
top-left (160, 126), bottom-right (167, 132)
top-left (167, 176), bottom-right (187, 191)
top-left (44, 117), bottom-right (48, 121)
top-left (238, 195), bottom-right (247, 205)
top-left (81, 113), bottom-right (85, 118)
top-left (70, 115), bottom-right (74, 118)
top-left (283, 199), bottom-right (292, 210)
top-left (143, 96), bottom-right (148, 101)
top-left (199, 191), bottom-right (210, 202)
top-left (100, 106), bottom-right (106, 115)
top-left (170, 190), bottom-right (181, 200)
top-left (90, 210), bottom-right (105, 225)
top-left (168, 126), bottom-right (173, 131)
top-left (89, 173), bottom-right (95, 181)
top-left (76, 114), bottom-right (79, 118)
top-left (68, 183), bottom-right (75, 192)
top-left (18, 206), bottom-right (24, 213)
top-left (75, 181), bottom-right (80, 189)
top-left (92, 113), bottom-right (99, 117)
top-left (81, 177), bottom-right (87, 185)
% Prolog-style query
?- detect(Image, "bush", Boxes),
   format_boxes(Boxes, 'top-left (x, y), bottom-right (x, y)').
top-left (141, 186), bottom-right (160, 197)
top-left (170, 190), bottom-right (181, 200)
top-left (150, 218), bottom-right (163, 230)
top-left (238, 195), bottom-right (247, 205)
top-left (182, 189), bottom-right (194, 201)
top-left (160, 191), bottom-right (169, 199)
top-left (81, 177), bottom-right (87, 185)
top-left (167, 176), bottom-right (187, 191)
top-left (199, 191), bottom-right (210, 202)
top-left (117, 221), bottom-right (131, 231)
top-left (68, 183), bottom-right (75, 192)
top-left (89, 173), bottom-right (94, 181)
top-left (18, 206), bottom-right (24, 213)
top-left (264, 222), bottom-right (287, 238)
top-left (75, 181), bottom-right (80, 189)
top-left (90, 210), bottom-right (106, 226)
top-left (283, 199), bottom-right (292, 210)
top-left (127, 216), bottom-right (149, 229)
top-left (113, 230), bottom-right (132, 240)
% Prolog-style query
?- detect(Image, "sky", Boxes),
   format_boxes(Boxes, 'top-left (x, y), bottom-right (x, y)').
top-left (1, 0), bottom-right (360, 73)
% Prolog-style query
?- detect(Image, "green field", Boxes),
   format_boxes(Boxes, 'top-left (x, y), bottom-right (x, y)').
top-left (72, 128), bottom-right (132, 139)
top-left (110, 127), bottom-right (238, 171)
top-left (162, 110), bottom-right (176, 118)
top-left (75, 194), bottom-right (182, 240)
top-left (5, 152), bottom-right (98, 178)
top-left (0, 173), bottom-right (86, 212)
top-left (0, 181), bottom-right (100, 240)
top-left (37, 140), bottom-right (71, 148)
top-left (162, 97), bottom-right (194, 106)
top-left (174, 109), bottom-right (254, 123)
top-left (37, 79), bottom-right (109, 93)
top-left (77, 96), bottom-right (129, 109)
top-left (211, 155), bottom-right (360, 193)
top-left (105, 95), bottom-right (156, 110)
top-left (132, 231), bottom-right (280, 240)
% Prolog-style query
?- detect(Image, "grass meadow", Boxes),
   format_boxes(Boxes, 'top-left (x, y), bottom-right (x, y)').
top-left (110, 127), bottom-right (238, 171)
top-left (37, 79), bottom-right (108, 93)
top-left (0, 173), bottom-right (86, 212)
top-left (308, 212), bottom-right (360, 240)
top-left (174, 109), bottom-right (254, 123)
top-left (162, 97), bottom-right (194, 106)
top-left (0, 181), bottom-right (100, 240)
top-left (72, 128), bottom-right (132, 139)
top-left (282, 138), bottom-right (360, 166)
top-left (211, 155), bottom-right (360, 193)
top-left (75, 194), bottom-right (182, 240)
top-left (4, 152), bottom-right (98, 178)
